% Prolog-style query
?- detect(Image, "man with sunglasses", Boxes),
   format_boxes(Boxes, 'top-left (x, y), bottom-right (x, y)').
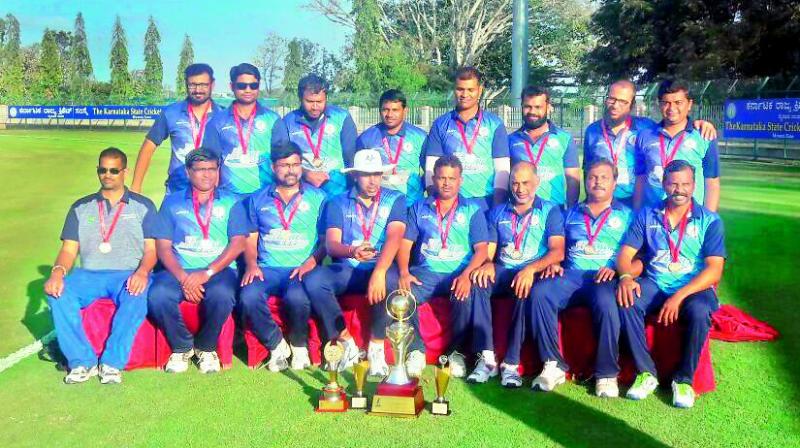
top-left (204, 63), bottom-right (289, 198)
top-left (583, 80), bottom-right (717, 207)
top-left (148, 149), bottom-right (249, 374)
top-left (283, 74), bottom-right (358, 197)
top-left (131, 63), bottom-right (223, 194)
top-left (45, 148), bottom-right (158, 384)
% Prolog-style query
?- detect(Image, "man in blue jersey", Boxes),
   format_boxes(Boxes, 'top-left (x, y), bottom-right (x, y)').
top-left (508, 86), bottom-right (580, 208)
top-left (387, 155), bottom-right (490, 378)
top-left (132, 63), bottom-right (223, 194)
top-left (148, 149), bottom-right (249, 374)
top-left (470, 161), bottom-right (565, 386)
top-left (45, 148), bottom-right (158, 384)
top-left (356, 89), bottom-right (427, 207)
top-left (606, 159), bottom-right (725, 408)
top-left (302, 149), bottom-right (408, 376)
top-left (424, 67), bottom-right (510, 207)
top-left (238, 142), bottom-right (328, 372)
top-left (283, 74), bottom-right (357, 197)
top-left (204, 63), bottom-right (289, 198)
top-left (633, 80), bottom-right (721, 211)
top-left (526, 159), bottom-right (637, 396)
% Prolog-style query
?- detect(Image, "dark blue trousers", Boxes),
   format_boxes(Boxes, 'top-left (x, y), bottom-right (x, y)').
top-left (239, 267), bottom-right (311, 348)
top-left (486, 265), bottom-right (527, 365)
top-left (529, 269), bottom-right (621, 378)
top-left (147, 268), bottom-right (237, 352)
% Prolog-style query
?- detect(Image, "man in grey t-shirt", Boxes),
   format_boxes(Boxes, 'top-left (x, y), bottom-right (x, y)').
top-left (44, 148), bottom-right (158, 385)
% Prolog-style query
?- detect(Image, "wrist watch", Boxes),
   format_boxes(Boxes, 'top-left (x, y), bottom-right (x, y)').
top-left (205, 267), bottom-right (215, 277)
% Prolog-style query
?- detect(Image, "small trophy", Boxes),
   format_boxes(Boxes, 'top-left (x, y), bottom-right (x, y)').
top-left (316, 341), bottom-right (348, 412)
top-left (351, 350), bottom-right (369, 410)
top-left (431, 355), bottom-right (451, 416)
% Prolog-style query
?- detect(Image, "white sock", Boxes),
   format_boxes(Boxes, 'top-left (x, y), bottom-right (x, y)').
top-left (482, 350), bottom-right (497, 366)
top-left (368, 340), bottom-right (383, 353)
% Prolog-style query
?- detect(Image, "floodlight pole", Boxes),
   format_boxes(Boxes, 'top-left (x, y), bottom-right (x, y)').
top-left (511, 0), bottom-right (529, 104)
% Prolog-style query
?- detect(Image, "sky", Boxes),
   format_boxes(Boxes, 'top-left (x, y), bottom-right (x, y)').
top-left (2, 0), bottom-right (350, 85)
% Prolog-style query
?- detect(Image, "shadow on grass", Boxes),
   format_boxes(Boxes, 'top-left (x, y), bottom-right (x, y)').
top-left (22, 265), bottom-right (53, 341)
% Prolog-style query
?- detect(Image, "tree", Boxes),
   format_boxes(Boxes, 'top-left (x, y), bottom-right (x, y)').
top-left (109, 16), bottom-right (132, 101)
top-left (0, 14), bottom-right (25, 102)
top-left (254, 32), bottom-right (288, 94)
top-left (37, 29), bottom-right (63, 101)
top-left (143, 16), bottom-right (163, 98)
top-left (69, 12), bottom-right (93, 101)
top-left (282, 38), bottom-right (321, 93)
top-left (176, 34), bottom-right (194, 93)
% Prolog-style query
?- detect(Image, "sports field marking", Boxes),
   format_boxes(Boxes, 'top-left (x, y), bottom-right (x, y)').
top-left (0, 132), bottom-right (142, 145)
top-left (0, 330), bottom-right (54, 374)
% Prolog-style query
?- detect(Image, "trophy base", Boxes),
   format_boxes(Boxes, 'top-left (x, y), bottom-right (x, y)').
top-left (431, 400), bottom-right (451, 416)
top-left (369, 379), bottom-right (425, 418)
top-left (316, 390), bottom-right (348, 413)
top-left (350, 396), bottom-right (368, 410)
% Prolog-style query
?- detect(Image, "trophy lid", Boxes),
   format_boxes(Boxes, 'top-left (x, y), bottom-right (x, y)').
top-left (385, 289), bottom-right (417, 322)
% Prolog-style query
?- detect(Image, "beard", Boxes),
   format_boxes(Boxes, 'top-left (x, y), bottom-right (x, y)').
top-left (524, 116), bottom-right (548, 130)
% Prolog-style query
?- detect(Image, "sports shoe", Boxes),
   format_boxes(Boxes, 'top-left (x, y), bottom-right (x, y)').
top-left (672, 381), bottom-right (696, 409)
top-left (448, 351), bottom-right (467, 378)
top-left (266, 339), bottom-right (291, 372)
top-left (290, 345), bottom-right (312, 370)
top-left (367, 342), bottom-right (389, 377)
top-left (196, 350), bottom-right (221, 374)
top-left (165, 349), bottom-right (194, 373)
top-left (406, 350), bottom-right (426, 378)
top-left (466, 356), bottom-right (498, 384)
top-left (500, 363), bottom-right (522, 388)
top-left (626, 372), bottom-right (659, 400)
top-left (340, 338), bottom-right (360, 370)
top-left (531, 360), bottom-right (566, 392)
top-left (64, 365), bottom-right (98, 384)
top-left (99, 364), bottom-right (122, 385)
top-left (595, 377), bottom-right (619, 398)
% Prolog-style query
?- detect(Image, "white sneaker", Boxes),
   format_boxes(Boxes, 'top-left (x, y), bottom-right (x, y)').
top-left (266, 339), bottom-right (291, 372)
top-left (626, 372), bottom-right (659, 400)
top-left (64, 365), bottom-right (99, 384)
top-left (290, 345), bottom-right (311, 370)
top-left (196, 350), bottom-right (221, 374)
top-left (531, 360), bottom-right (566, 392)
top-left (466, 356), bottom-right (498, 384)
top-left (165, 349), bottom-right (194, 373)
top-left (406, 350), bottom-right (426, 378)
top-left (500, 363), bottom-right (523, 388)
top-left (672, 381), bottom-right (696, 409)
top-left (99, 364), bottom-right (122, 384)
top-left (367, 342), bottom-right (389, 377)
top-left (448, 351), bottom-right (467, 378)
top-left (340, 338), bottom-right (360, 370)
top-left (596, 377), bottom-right (619, 398)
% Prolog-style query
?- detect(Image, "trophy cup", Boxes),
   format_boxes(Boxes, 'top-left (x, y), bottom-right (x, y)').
top-left (369, 290), bottom-right (425, 417)
top-left (431, 355), bottom-right (452, 416)
top-left (316, 341), bottom-right (348, 412)
top-left (351, 350), bottom-right (369, 410)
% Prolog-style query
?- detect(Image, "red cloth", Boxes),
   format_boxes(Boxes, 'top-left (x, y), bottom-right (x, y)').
top-left (81, 298), bottom-right (160, 370)
top-left (154, 301), bottom-right (235, 369)
top-left (710, 304), bottom-right (780, 342)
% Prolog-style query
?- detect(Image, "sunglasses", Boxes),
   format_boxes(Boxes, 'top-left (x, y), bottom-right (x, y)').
top-left (235, 82), bottom-right (259, 91)
top-left (97, 167), bottom-right (122, 175)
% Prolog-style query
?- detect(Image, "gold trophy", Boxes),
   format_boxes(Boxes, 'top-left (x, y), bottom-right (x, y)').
top-left (351, 350), bottom-right (369, 410)
top-left (431, 355), bottom-right (452, 416)
top-left (369, 290), bottom-right (425, 417)
top-left (316, 341), bottom-right (348, 412)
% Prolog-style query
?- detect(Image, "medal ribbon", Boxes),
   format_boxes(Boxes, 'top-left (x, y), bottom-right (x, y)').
top-left (192, 189), bottom-right (214, 240)
top-left (511, 209), bottom-right (534, 251)
top-left (662, 209), bottom-right (690, 263)
top-left (435, 198), bottom-right (459, 249)
top-left (523, 135), bottom-right (550, 167)
top-left (233, 104), bottom-right (256, 155)
top-left (187, 103), bottom-right (210, 149)
top-left (382, 135), bottom-right (405, 175)
top-left (97, 200), bottom-right (126, 244)
top-left (455, 111), bottom-right (483, 155)
top-left (302, 117), bottom-right (328, 160)
top-left (583, 207), bottom-right (613, 248)
top-left (355, 190), bottom-right (382, 242)
top-left (659, 132), bottom-right (686, 168)
top-left (601, 117), bottom-right (631, 166)
top-left (274, 193), bottom-right (303, 231)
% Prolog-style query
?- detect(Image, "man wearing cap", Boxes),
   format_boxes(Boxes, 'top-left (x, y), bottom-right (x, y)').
top-left (204, 63), bottom-right (289, 198)
top-left (424, 67), bottom-right (510, 208)
top-left (470, 161), bottom-right (565, 387)
top-left (147, 148), bottom-right (249, 374)
top-left (132, 63), bottom-right (223, 194)
top-left (387, 154), bottom-right (490, 378)
top-left (45, 147), bottom-right (158, 384)
top-left (239, 142), bottom-right (328, 372)
top-left (508, 86), bottom-right (580, 208)
top-left (356, 89), bottom-right (427, 207)
top-left (302, 148), bottom-right (408, 376)
top-left (283, 74), bottom-right (357, 197)
top-left (600, 159), bottom-right (725, 408)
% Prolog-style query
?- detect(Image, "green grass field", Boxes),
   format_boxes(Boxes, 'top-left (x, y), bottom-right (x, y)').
top-left (0, 129), bottom-right (798, 447)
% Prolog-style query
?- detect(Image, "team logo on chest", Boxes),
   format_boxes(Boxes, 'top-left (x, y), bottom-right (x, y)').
top-left (378, 206), bottom-right (390, 220)
top-left (255, 119), bottom-right (267, 133)
top-left (478, 126), bottom-right (489, 138)
top-left (608, 216), bottom-right (623, 230)
top-left (298, 200), bottom-right (311, 212)
top-left (456, 212), bottom-right (467, 224)
top-left (324, 123), bottom-right (336, 135)
top-left (212, 205), bottom-right (226, 218)
top-left (685, 222), bottom-right (699, 238)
